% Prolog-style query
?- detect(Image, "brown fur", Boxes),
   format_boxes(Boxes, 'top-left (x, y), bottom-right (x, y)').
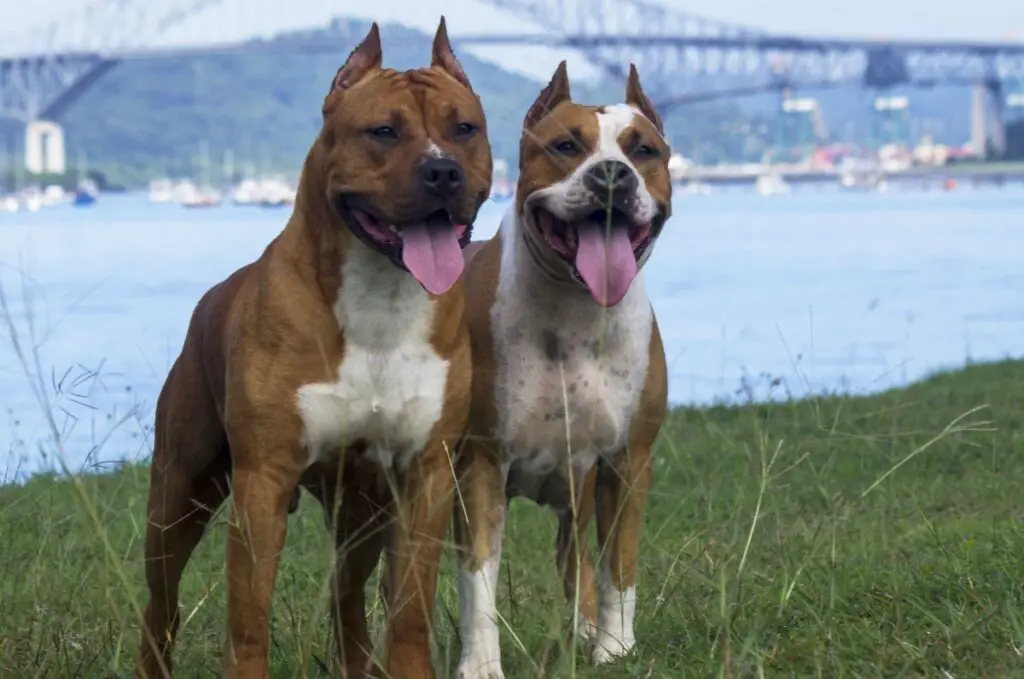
top-left (135, 19), bottom-right (491, 679)
top-left (454, 61), bottom-right (670, 668)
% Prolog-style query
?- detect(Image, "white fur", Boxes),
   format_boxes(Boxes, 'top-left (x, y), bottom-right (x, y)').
top-left (426, 140), bottom-right (445, 158)
top-left (457, 103), bottom-right (660, 675)
top-left (493, 106), bottom-right (656, 474)
top-left (593, 564), bottom-right (637, 664)
top-left (492, 203), bottom-right (653, 494)
top-left (493, 98), bottom-right (657, 484)
top-left (296, 239), bottom-right (449, 471)
top-left (457, 503), bottom-right (507, 679)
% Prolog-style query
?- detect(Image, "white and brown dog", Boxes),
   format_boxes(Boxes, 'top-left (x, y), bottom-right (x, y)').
top-left (453, 62), bottom-right (671, 677)
top-left (135, 20), bottom-right (492, 679)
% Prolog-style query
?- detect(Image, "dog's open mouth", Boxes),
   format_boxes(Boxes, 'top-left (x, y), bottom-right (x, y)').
top-left (533, 206), bottom-right (658, 307)
top-left (337, 200), bottom-right (472, 296)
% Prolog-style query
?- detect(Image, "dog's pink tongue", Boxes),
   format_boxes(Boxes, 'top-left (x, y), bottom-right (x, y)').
top-left (574, 225), bottom-right (638, 307)
top-left (401, 223), bottom-right (465, 295)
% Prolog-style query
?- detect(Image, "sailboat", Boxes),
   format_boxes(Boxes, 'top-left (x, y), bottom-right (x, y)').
top-left (73, 149), bottom-right (98, 207)
top-left (488, 158), bottom-right (513, 202)
top-left (182, 139), bottom-right (221, 209)
top-left (0, 141), bottom-right (16, 213)
top-left (754, 150), bottom-right (790, 196)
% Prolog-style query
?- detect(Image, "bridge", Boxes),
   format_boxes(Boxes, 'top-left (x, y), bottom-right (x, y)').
top-left (3, 0), bottom-right (1024, 173)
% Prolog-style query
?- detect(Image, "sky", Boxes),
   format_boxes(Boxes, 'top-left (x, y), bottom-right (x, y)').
top-left (3, 0), bottom-right (1024, 82)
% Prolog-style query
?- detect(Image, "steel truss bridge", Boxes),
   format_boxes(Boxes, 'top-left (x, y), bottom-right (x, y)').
top-left (2, 0), bottom-right (1024, 137)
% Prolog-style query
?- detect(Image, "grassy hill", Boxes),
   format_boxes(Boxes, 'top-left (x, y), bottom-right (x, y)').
top-left (2, 359), bottom-right (1023, 676)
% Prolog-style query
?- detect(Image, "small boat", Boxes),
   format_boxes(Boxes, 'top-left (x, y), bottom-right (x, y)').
top-left (177, 179), bottom-right (221, 209)
top-left (20, 188), bottom-right (44, 212)
top-left (181, 139), bottom-right (225, 209)
top-left (677, 180), bottom-right (711, 196)
top-left (231, 179), bottom-right (261, 206)
top-left (0, 196), bottom-right (18, 213)
top-left (228, 177), bottom-right (295, 207)
top-left (148, 178), bottom-right (174, 203)
top-left (755, 172), bottom-right (791, 196)
top-left (71, 150), bottom-right (98, 207)
top-left (256, 179), bottom-right (296, 208)
top-left (489, 179), bottom-right (513, 203)
top-left (489, 158), bottom-right (513, 202)
top-left (182, 196), bottom-right (221, 209)
top-left (182, 190), bottom-right (222, 209)
top-left (73, 179), bottom-right (99, 207)
top-left (42, 185), bottom-right (67, 206)
top-left (839, 169), bottom-right (887, 194)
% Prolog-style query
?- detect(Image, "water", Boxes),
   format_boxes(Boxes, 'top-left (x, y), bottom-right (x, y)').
top-left (1, 187), bottom-right (1022, 477)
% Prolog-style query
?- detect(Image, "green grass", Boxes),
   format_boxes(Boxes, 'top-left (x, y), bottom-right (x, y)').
top-left (2, 359), bottom-right (1023, 678)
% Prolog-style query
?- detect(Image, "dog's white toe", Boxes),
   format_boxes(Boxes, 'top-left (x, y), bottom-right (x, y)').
top-left (457, 656), bottom-right (505, 679)
top-left (592, 631), bottom-right (636, 665)
top-left (574, 617), bottom-right (598, 643)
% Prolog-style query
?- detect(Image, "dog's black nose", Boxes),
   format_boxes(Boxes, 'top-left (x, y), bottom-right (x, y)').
top-left (419, 157), bottom-right (465, 197)
top-left (583, 159), bottom-right (638, 199)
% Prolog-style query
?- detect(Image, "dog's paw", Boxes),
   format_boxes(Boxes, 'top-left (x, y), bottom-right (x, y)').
top-left (457, 655), bottom-right (505, 679)
top-left (592, 631), bottom-right (635, 665)
top-left (571, 617), bottom-right (598, 644)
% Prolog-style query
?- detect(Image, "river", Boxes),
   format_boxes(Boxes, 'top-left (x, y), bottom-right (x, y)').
top-left (1, 185), bottom-right (1022, 476)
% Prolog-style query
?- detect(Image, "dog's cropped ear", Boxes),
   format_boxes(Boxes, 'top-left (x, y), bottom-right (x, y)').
top-left (523, 60), bottom-right (571, 129)
top-left (625, 63), bottom-right (664, 134)
top-left (329, 23), bottom-right (383, 94)
top-left (432, 17), bottom-right (471, 90)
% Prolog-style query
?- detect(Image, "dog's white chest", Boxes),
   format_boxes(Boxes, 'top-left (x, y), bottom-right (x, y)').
top-left (491, 270), bottom-right (652, 485)
top-left (296, 245), bottom-right (449, 471)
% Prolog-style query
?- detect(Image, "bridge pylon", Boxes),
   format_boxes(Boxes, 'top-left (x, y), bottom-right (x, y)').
top-left (24, 120), bottom-right (66, 175)
top-left (0, 0), bottom-right (220, 171)
top-left (971, 79), bottom-right (1011, 159)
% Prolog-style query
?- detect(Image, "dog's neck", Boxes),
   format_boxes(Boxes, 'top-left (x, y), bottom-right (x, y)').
top-left (291, 143), bottom-right (345, 250)
top-left (286, 144), bottom-right (425, 321)
top-left (499, 205), bottom-right (648, 318)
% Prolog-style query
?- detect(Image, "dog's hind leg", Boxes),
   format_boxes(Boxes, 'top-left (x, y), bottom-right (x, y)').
top-left (136, 362), bottom-right (230, 679)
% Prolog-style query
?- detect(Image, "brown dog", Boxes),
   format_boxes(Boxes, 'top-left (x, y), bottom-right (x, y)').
top-left (453, 62), bottom-right (671, 677)
top-left (135, 19), bottom-right (492, 679)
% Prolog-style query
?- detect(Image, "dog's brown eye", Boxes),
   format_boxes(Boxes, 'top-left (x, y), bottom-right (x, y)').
top-left (633, 144), bottom-right (657, 159)
top-left (368, 125), bottom-right (398, 139)
top-left (455, 122), bottom-right (477, 137)
top-left (552, 139), bottom-right (579, 155)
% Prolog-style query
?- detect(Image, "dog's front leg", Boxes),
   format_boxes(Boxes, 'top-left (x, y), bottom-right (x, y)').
top-left (593, 439), bottom-right (654, 665)
top-left (556, 464), bottom-right (599, 644)
top-left (381, 438), bottom-right (457, 679)
top-left (223, 452), bottom-right (301, 679)
top-left (453, 439), bottom-right (507, 679)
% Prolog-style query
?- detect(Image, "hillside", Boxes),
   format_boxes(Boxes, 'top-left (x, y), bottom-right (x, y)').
top-left (59, 20), bottom-right (543, 187)
top-left (0, 17), bottom-right (1006, 187)
top-left (0, 19), bottom-right (745, 188)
